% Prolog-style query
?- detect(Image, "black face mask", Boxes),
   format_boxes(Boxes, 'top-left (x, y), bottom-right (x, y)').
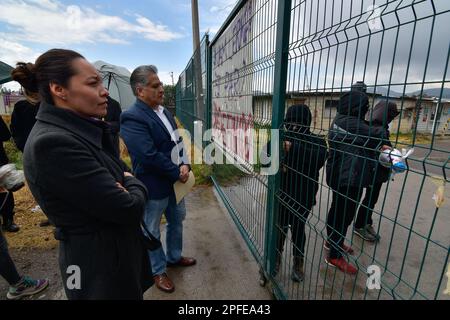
top-left (284, 104), bottom-right (312, 134)
top-left (285, 123), bottom-right (310, 134)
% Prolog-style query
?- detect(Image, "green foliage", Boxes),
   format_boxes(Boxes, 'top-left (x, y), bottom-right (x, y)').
top-left (163, 85), bottom-right (176, 107)
top-left (212, 163), bottom-right (247, 186)
top-left (4, 140), bottom-right (23, 170)
top-left (121, 154), bottom-right (132, 170)
top-left (191, 163), bottom-right (212, 185)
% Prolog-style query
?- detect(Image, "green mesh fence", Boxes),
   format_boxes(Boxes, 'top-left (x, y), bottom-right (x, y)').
top-left (176, 35), bottom-right (209, 136)
top-left (176, 0), bottom-right (450, 300)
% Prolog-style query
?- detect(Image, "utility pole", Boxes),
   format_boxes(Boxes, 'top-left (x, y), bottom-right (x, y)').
top-left (191, 0), bottom-right (204, 124)
top-left (192, 0), bottom-right (201, 52)
top-left (170, 72), bottom-right (174, 86)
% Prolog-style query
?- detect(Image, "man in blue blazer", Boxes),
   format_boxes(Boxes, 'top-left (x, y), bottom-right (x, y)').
top-left (120, 65), bottom-right (196, 293)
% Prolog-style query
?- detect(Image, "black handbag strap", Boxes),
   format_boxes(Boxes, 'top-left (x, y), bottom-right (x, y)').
top-left (141, 220), bottom-right (159, 242)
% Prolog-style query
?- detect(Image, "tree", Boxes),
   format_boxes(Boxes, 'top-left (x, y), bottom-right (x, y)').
top-left (163, 85), bottom-right (176, 107)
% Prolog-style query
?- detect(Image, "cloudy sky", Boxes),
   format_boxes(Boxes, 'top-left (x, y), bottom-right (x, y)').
top-left (0, 0), bottom-right (238, 89)
top-left (1, 0), bottom-right (448, 95)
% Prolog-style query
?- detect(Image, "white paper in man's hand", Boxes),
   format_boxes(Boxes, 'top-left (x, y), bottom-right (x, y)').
top-left (174, 171), bottom-right (195, 204)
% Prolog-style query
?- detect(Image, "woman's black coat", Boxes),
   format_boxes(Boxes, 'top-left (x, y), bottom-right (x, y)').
top-left (23, 102), bottom-right (152, 300)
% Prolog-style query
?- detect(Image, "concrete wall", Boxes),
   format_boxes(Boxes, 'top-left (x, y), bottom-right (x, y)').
top-left (416, 102), bottom-right (450, 134)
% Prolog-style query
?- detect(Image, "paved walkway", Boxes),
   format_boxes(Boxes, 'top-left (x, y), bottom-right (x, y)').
top-left (409, 138), bottom-right (449, 177)
top-left (144, 186), bottom-right (272, 300)
top-left (43, 186), bottom-right (272, 300)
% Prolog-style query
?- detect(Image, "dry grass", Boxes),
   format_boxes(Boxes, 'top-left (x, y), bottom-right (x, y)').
top-left (4, 184), bottom-right (57, 251)
top-left (393, 133), bottom-right (432, 146)
top-left (1, 116), bottom-right (56, 250)
top-left (119, 137), bottom-right (132, 168)
top-left (2, 115), bottom-right (11, 126)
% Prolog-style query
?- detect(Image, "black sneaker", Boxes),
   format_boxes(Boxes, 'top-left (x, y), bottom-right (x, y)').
top-left (273, 253), bottom-right (282, 276)
top-left (39, 219), bottom-right (51, 227)
top-left (2, 220), bottom-right (20, 233)
top-left (353, 225), bottom-right (379, 242)
top-left (365, 225), bottom-right (381, 241)
top-left (291, 257), bottom-right (304, 282)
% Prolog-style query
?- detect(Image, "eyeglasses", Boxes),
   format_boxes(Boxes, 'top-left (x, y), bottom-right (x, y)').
top-left (140, 82), bottom-right (164, 90)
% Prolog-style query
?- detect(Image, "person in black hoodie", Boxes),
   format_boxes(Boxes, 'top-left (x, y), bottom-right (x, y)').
top-left (325, 85), bottom-right (389, 274)
top-left (353, 101), bottom-right (399, 242)
top-left (275, 104), bottom-right (328, 282)
top-left (0, 117), bottom-right (19, 233)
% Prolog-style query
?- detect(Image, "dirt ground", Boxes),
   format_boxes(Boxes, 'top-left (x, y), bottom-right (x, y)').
top-left (0, 184), bottom-right (62, 300)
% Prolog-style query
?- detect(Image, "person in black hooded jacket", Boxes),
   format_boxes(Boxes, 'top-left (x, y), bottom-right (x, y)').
top-left (353, 101), bottom-right (399, 242)
top-left (275, 104), bottom-right (328, 282)
top-left (325, 86), bottom-right (389, 274)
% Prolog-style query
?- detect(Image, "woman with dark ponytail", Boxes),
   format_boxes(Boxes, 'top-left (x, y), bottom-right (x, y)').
top-left (11, 62), bottom-right (51, 229)
top-left (15, 49), bottom-right (152, 299)
top-left (11, 63), bottom-right (41, 153)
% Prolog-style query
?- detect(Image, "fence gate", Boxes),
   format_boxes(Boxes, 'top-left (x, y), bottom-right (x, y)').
top-left (177, 0), bottom-right (450, 300)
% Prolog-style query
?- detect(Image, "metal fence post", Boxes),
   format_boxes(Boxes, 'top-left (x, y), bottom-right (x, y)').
top-left (264, 0), bottom-right (292, 300)
top-left (206, 34), bottom-right (212, 133)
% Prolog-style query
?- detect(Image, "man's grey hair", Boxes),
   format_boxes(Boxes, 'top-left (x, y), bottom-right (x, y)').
top-left (130, 65), bottom-right (158, 96)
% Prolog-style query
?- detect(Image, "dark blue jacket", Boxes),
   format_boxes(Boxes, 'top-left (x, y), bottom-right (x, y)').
top-left (120, 99), bottom-right (188, 200)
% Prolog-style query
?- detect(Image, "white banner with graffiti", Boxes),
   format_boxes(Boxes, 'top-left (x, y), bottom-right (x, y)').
top-left (211, 0), bottom-right (255, 166)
